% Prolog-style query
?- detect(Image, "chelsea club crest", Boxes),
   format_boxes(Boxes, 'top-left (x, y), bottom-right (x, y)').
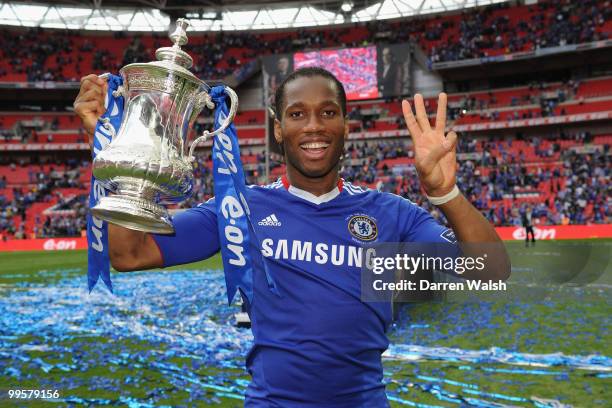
top-left (348, 215), bottom-right (378, 241)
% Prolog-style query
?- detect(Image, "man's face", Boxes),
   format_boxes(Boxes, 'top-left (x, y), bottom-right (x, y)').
top-left (383, 48), bottom-right (392, 64)
top-left (278, 58), bottom-right (289, 72)
top-left (274, 76), bottom-right (348, 179)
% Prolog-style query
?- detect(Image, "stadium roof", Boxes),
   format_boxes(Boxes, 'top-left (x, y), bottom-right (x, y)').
top-left (1, 0), bottom-right (509, 31)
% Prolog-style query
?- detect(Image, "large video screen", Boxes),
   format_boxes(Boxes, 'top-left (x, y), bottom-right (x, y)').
top-left (262, 43), bottom-right (411, 108)
top-left (294, 46), bottom-right (379, 100)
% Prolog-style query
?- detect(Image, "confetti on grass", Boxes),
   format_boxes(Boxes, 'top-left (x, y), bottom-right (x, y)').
top-left (1, 268), bottom-right (610, 406)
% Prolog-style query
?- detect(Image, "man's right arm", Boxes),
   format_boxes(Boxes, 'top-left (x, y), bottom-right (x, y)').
top-left (107, 203), bottom-right (220, 272)
top-left (108, 225), bottom-right (164, 271)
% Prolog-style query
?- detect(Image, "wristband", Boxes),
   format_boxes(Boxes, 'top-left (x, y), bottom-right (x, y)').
top-left (426, 185), bottom-right (460, 205)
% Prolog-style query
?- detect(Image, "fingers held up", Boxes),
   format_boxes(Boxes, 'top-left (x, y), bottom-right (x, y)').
top-left (435, 92), bottom-right (447, 133)
top-left (403, 92), bottom-right (455, 146)
top-left (413, 93), bottom-right (431, 132)
top-left (401, 99), bottom-right (421, 140)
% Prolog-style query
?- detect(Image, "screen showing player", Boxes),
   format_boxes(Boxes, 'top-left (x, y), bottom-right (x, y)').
top-left (294, 46), bottom-right (379, 100)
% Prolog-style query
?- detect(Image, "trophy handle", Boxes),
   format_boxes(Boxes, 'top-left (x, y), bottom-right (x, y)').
top-left (188, 132), bottom-right (210, 162)
top-left (187, 86), bottom-right (239, 161)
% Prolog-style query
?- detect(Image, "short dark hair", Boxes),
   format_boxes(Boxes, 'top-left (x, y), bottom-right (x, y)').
top-left (274, 67), bottom-right (347, 120)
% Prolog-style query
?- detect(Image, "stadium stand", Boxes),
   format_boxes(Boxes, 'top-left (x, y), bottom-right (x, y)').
top-left (0, 1), bottom-right (609, 82)
top-left (0, 0), bottom-right (610, 241)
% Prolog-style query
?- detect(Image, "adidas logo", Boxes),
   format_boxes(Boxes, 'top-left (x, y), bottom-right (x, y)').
top-left (258, 214), bottom-right (282, 226)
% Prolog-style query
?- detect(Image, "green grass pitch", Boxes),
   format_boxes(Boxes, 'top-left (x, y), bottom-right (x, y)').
top-left (0, 239), bottom-right (610, 407)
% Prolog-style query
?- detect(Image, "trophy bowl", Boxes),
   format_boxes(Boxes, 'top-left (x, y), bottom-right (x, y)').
top-left (91, 19), bottom-right (237, 234)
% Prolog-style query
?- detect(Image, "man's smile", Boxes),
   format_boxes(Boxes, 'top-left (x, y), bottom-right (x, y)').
top-left (300, 141), bottom-right (330, 159)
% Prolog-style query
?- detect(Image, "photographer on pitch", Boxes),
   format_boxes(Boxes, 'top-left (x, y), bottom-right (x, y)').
top-left (74, 68), bottom-right (510, 407)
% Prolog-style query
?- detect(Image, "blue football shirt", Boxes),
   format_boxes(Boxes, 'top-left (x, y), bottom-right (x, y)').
top-left (152, 176), bottom-right (457, 407)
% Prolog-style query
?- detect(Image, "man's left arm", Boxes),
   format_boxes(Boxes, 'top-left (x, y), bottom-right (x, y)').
top-left (437, 194), bottom-right (500, 244)
top-left (402, 93), bottom-right (510, 281)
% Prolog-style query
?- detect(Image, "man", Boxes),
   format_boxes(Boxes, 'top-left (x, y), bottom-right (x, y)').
top-left (74, 67), bottom-right (509, 407)
top-left (378, 47), bottom-right (402, 98)
top-left (522, 205), bottom-right (536, 246)
top-left (269, 56), bottom-right (291, 95)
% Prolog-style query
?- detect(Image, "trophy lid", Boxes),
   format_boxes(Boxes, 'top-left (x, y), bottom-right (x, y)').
top-left (120, 18), bottom-right (204, 87)
top-left (155, 19), bottom-right (194, 70)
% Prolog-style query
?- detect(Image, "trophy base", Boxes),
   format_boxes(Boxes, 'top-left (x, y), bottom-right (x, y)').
top-left (91, 195), bottom-right (174, 234)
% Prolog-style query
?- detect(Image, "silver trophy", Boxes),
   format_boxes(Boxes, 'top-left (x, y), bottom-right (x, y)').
top-left (91, 19), bottom-right (237, 234)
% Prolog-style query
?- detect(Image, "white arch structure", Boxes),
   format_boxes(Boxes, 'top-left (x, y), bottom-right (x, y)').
top-left (0, 0), bottom-right (508, 32)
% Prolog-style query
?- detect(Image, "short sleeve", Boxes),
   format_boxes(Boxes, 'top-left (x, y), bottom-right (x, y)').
top-left (151, 198), bottom-right (220, 267)
top-left (398, 198), bottom-right (457, 244)
top-left (397, 197), bottom-right (462, 268)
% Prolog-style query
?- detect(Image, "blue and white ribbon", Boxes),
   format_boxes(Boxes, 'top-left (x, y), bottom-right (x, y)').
top-left (87, 74), bottom-right (124, 293)
top-left (86, 81), bottom-right (275, 302)
top-left (209, 86), bottom-right (278, 304)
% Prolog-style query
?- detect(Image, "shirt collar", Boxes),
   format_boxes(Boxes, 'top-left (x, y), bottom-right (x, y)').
top-left (281, 175), bottom-right (343, 205)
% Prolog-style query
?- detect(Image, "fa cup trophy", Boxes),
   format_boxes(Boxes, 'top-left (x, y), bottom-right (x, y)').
top-left (91, 19), bottom-right (237, 234)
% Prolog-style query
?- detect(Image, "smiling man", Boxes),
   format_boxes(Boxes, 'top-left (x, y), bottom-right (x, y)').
top-left (74, 67), bottom-right (509, 407)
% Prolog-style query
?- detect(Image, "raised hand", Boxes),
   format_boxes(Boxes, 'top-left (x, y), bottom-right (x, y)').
top-left (73, 74), bottom-right (107, 143)
top-left (402, 93), bottom-right (458, 197)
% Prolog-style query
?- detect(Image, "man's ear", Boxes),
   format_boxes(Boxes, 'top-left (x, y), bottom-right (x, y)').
top-left (274, 118), bottom-right (283, 144)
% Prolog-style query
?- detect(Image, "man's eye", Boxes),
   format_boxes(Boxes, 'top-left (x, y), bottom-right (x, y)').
top-left (289, 111), bottom-right (303, 118)
top-left (323, 110), bottom-right (337, 117)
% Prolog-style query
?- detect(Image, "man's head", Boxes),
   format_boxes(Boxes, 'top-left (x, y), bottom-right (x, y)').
top-left (277, 57), bottom-right (289, 73)
top-left (274, 67), bottom-right (348, 180)
top-left (382, 47), bottom-right (393, 65)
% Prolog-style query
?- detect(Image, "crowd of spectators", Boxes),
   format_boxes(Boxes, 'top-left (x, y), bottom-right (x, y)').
top-left (0, 1), bottom-right (608, 82)
top-left (342, 78), bottom-right (586, 133)
top-left (0, 159), bottom-right (87, 239)
top-left (342, 140), bottom-right (410, 184)
top-left (5, 27), bottom-right (76, 82)
top-left (0, 150), bottom-right (272, 239)
top-left (1, 115), bottom-right (86, 144)
top-left (429, 0), bottom-right (610, 63)
top-left (452, 149), bottom-right (610, 226)
top-left (182, 157), bottom-right (215, 208)
top-left (339, 135), bottom-right (610, 227)
top-left (448, 79), bottom-right (582, 121)
top-left (36, 194), bottom-right (88, 238)
top-left (0, 131), bottom-right (609, 239)
top-left (179, 149), bottom-right (265, 208)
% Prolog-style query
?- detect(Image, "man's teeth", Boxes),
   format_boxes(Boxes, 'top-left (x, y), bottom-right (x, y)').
top-left (301, 142), bottom-right (330, 149)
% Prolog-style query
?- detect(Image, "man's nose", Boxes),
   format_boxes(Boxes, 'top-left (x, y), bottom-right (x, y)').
top-left (303, 112), bottom-right (325, 132)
